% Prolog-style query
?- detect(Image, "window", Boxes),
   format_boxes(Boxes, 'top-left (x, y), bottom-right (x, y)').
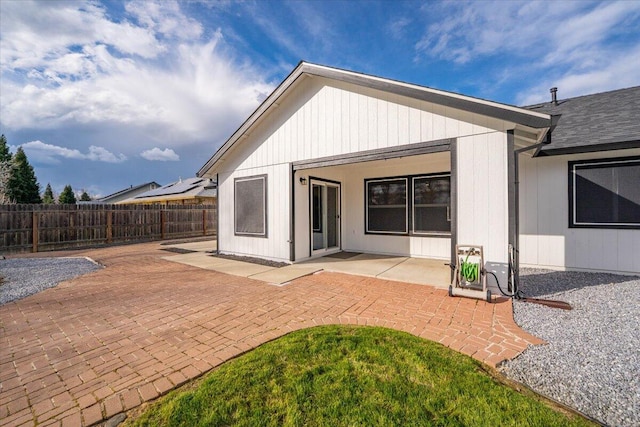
top-left (366, 178), bottom-right (408, 233)
top-left (365, 173), bottom-right (451, 235)
top-left (569, 157), bottom-right (640, 228)
top-left (413, 175), bottom-right (451, 234)
top-left (235, 175), bottom-right (267, 236)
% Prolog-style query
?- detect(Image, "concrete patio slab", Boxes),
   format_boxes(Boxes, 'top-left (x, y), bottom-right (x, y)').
top-left (164, 250), bottom-right (453, 289)
top-left (249, 264), bottom-right (323, 285)
top-left (1, 241), bottom-right (543, 427)
top-left (162, 252), bottom-right (276, 277)
top-left (378, 257), bottom-right (451, 287)
top-left (305, 253), bottom-right (409, 277)
top-left (164, 240), bottom-right (217, 252)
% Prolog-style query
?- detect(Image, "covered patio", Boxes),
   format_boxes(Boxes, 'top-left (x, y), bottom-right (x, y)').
top-left (163, 240), bottom-right (452, 287)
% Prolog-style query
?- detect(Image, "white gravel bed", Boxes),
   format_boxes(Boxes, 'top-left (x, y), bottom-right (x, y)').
top-left (501, 268), bottom-right (640, 427)
top-left (0, 257), bottom-right (102, 305)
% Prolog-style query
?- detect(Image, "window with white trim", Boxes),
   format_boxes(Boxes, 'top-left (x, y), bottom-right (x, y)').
top-left (235, 175), bottom-right (267, 236)
top-left (569, 157), bottom-right (640, 228)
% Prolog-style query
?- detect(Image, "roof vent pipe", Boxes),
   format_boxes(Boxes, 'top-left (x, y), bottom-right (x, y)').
top-left (550, 87), bottom-right (558, 105)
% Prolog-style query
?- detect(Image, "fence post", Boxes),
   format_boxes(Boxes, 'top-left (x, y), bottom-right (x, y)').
top-left (203, 209), bottom-right (206, 235)
top-left (69, 208), bottom-right (75, 243)
top-left (161, 210), bottom-right (166, 239)
top-left (32, 210), bottom-right (39, 253)
top-left (106, 210), bottom-right (113, 243)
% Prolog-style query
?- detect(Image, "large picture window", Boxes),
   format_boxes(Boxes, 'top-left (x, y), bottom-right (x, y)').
top-left (569, 157), bottom-right (640, 228)
top-left (413, 175), bottom-right (451, 234)
top-left (366, 178), bottom-right (408, 233)
top-left (235, 175), bottom-right (267, 237)
top-left (365, 173), bottom-right (451, 235)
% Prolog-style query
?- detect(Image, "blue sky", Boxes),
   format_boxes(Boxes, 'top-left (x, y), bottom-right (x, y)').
top-left (1, 0), bottom-right (639, 198)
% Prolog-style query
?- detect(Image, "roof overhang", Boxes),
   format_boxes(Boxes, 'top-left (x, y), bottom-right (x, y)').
top-left (198, 61), bottom-right (552, 177)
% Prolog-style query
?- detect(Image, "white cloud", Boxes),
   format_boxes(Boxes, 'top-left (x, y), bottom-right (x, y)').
top-left (413, 1), bottom-right (640, 102)
top-left (125, 0), bottom-right (203, 40)
top-left (140, 147), bottom-right (180, 161)
top-left (0, 0), bottom-right (161, 70)
top-left (517, 44), bottom-right (640, 105)
top-left (0, 0), bottom-right (273, 150)
top-left (13, 140), bottom-right (126, 164)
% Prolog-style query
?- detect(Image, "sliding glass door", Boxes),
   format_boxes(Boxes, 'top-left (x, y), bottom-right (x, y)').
top-left (311, 180), bottom-right (340, 254)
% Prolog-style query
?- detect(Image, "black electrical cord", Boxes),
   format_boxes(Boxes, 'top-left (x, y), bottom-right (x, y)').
top-left (484, 269), bottom-right (524, 298)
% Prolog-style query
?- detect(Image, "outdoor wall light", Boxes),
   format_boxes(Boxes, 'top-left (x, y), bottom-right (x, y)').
top-left (299, 177), bottom-right (307, 185)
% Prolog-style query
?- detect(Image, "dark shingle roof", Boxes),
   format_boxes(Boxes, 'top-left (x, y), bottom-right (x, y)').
top-left (526, 86), bottom-right (640, 155)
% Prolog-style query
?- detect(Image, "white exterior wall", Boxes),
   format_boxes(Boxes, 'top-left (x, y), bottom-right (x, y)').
top-left (222, 76), bottom-right (509, 172)
top-left (519, 148), bottom-right (640, 274)
top-left (214, 76), bottom-right (514, 263)
top-left (217, 164), bottom-right (291, 262)
top-left (456, 132), bottom-right (510, 291)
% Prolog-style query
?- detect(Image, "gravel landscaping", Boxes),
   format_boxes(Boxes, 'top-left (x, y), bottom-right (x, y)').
top-left (502, 268), bottom-right (640, 427)
top-left (0, 257), bottom-right (102, 305)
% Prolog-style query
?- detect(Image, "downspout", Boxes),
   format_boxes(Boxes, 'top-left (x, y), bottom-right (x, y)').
top-left (510, 130), bottom-right (552, 296)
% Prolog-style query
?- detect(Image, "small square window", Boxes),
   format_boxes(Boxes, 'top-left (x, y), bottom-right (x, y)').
top-left (235, 175), bottom-right (267, 237)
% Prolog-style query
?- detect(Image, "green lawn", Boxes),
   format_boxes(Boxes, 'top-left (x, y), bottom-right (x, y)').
top-left (126, 325), bottom-right (593, 427)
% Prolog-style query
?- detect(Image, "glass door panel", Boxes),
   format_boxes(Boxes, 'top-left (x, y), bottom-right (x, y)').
top-left (310, 180), bottom-right (340, 254)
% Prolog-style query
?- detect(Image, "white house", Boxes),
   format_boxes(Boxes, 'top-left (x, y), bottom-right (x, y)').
top-left (198, 62), bottom-right (640, 293)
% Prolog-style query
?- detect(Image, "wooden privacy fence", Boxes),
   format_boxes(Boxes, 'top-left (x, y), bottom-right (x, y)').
top-left (0, 204), bottom-right (217, 253)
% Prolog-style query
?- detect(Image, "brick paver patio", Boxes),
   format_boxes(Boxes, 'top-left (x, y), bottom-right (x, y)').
top-left (0, 242), bottom-right (543, 426)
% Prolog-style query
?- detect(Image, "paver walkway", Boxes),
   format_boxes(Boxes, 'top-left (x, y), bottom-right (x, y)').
top-left (0, 242), bottom-right (543, 426)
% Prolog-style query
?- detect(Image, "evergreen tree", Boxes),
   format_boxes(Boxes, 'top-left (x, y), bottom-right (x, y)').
top-left (42, 183), bottom-right (56, 204)
top-left (0, 135), bottom-right (11, 162)
top-left (0, 135), bottom-right (12, 203)
top-left (58, 185), bottom-right (77, 204)
top-left (7, 147), bottom-right (41, 204)
top-left (80, 190), bottom-right (91, 201)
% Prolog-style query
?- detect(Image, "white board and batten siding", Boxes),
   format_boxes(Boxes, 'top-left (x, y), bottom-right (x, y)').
top-left (217, 164), bottom-right (291, 262)
top-left (224, 76), bottom-right (510, 172)
top-left (215, 75), bottom-right (515, 263)
top-left (519, 149), bottom-right (640, 274)
top-left (456, 132), bottom-right (510, 291)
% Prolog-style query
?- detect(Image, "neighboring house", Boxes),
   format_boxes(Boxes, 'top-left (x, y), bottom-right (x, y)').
top-left (83, 182), bottom-right (161, 204)
top-left (197, 62), bottom-right (639, 292)
top-left (118, 177), bottom-right (217, 205)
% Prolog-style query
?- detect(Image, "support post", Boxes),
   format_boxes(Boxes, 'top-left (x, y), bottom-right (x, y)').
top-left (106, 210), bottom-right (113, 244)
top-left (202, 209), bottom-right (206, 235)
top-left (449, 139), bottom-right (458, 284)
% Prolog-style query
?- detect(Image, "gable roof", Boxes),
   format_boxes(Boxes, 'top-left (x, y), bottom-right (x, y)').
top-left (95, 181), bottom-right (161, 203)
top-left (198, 61), bottom-right (551, 177)
top-left (118, 177), bottom-right (217, 204)
top-left (527, 86), bottom-right (640, 156)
